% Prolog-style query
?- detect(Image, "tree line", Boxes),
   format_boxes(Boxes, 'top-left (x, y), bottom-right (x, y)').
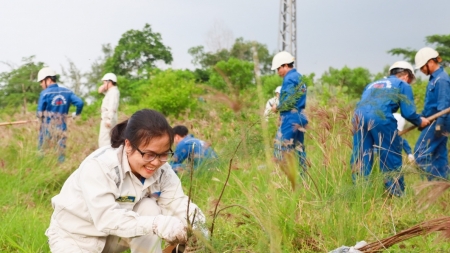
top-left (1, 23), bottom-right (449, 118)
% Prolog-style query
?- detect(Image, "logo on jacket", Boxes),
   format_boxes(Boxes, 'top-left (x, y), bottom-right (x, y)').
top-left (51, 95), bottom-right (67, 106)
top-left (116, 196), bottom-right (136, 203)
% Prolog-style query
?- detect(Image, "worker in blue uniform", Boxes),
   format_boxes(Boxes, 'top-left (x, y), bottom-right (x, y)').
top-left (37, 67), bottom-right (84, 162)
top-left (414, 47), bottom-right (450, 181)
top-left (350, 61), bottom-right (429, 196)
top-left (270, 51), bottom-right (308, 169)
top-left (170, 125), bottom-right (218, 173)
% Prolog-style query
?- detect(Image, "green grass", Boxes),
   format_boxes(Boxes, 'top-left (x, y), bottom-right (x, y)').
top-left (1, 101), bottom-right (450, 252)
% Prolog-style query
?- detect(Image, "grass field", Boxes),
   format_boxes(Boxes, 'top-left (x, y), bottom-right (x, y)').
top-left (1, 98), bottom-right (450, 252)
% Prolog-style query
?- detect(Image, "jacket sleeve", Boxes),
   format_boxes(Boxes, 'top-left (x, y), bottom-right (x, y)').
top-left (399, 83), bottom-right (422, 127)
top-left (71, 93), bottom-right (84, 115)
top-left (78, 159), bottom-right (154, 237)
top-left (157, 166), bottom-right (206, 227)
top-left (102, 89), bottom-right (120, 125)
top-left (435, 77), bottom-right (450, 126)
top-left (37, 92), bottom-right (46, 118)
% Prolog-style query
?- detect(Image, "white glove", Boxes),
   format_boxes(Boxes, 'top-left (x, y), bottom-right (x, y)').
top-left (328, 241), bottom-right (366, 253)
top-left (152, 215), bottom-right (187, 243)
top-left (71, 112), bottom-right (77, 119)
top-left (408, 154), bottom-right (415, 162)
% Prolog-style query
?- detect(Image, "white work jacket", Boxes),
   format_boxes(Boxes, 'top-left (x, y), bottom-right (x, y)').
top-left (100, 86), bottom-right (120, 127)
top-left (49, 145), bottom-right (204, 241)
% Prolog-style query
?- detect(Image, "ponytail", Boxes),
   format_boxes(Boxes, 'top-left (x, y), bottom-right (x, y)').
top-left (111, 119), bottom-right (128, 148)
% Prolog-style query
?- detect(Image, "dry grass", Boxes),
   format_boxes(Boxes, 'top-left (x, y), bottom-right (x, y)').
top-left (359, 216), bottom-right (450, 252)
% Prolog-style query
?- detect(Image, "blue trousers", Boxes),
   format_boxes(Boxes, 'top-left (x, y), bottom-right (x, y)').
top-left (274, 111), bottom-right (308, 167)
top-left (38, 125), bottom-right (67, 163)
top-left (350, 114), bottom-right (404, 196)
top-left (414, 123), bottom-right (449, 181)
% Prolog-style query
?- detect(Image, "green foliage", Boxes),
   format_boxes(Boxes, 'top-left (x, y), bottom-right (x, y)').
top-left (104, 23), bottom-right (173, 76)
top-left (188, 37), bottom-right (273, 74)
top-left (261, 74), bottom-right (283, 96)
top-left (122, 69), bottom-right (202, 117)
top-left (0, 56), bottom-right (45, 113)
top-left (192, 68), bottom-right (212, 83)
top-left (411, 77), bottom-right (428, 112)
top-left (387, 48), bottom-right (417, 63)
top-left (388, 34), bottom-right (450, 67)
top-left (229, 37), bottom-right (273, 74)
top-left (320, 66), bottom-right (373, 99)
top-left (188, 46), bottom-right (230, 70)
top-left (208, 57), bottom-right (254, 91)
top-left (426, 34), bottom-right (450, 66)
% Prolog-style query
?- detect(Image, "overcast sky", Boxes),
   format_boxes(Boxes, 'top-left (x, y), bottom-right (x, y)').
top-left (1, 0), bottom-right (449, 80)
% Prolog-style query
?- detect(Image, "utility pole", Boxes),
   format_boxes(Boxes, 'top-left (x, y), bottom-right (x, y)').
top-left (278, 0), bottom-right (297, 61)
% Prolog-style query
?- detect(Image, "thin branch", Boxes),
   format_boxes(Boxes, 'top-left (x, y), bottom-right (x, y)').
top-left (210, 138), bottom-right (243, 238)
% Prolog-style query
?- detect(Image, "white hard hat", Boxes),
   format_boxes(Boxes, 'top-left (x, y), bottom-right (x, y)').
top-left (389, 61), bottom-right (415, 79)
top-left (275, 86), bottom-right (282, 93)
top-left (102, 73), bottom-right (117, 83)
top-left (393, 113), bottom-right (406, 131)
top-left (37, 67), bottom-right (56, 82)
top-left (271, 51), bottom-right (295, 70)
top-left (415, 47), bottom-right (439, 69)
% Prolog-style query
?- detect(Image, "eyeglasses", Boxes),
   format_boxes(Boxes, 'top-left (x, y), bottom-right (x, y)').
top-left (131, 143), bottom-right (173, 162)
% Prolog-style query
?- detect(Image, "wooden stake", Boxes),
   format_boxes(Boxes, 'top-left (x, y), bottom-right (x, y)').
top-left (0, 120), bottom-right (38, 127)
top-left (399, 107), bottom-right (450, 136)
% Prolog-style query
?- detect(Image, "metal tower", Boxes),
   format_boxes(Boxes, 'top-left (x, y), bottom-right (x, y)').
top-left (278, 0), bottom-right (297, 61)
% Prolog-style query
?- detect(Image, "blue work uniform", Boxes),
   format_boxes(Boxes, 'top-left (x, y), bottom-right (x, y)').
top-left (350, 75), bottom-right (422, 196)
top-left (400, 137), bottom-right (412, 155)
top-left (274, 68), bottom-right (308, 167)
top-left (37, 84), bottom-right (84, 162)
top-left (170, 134), bottom-right (218, 172)
top-left (414, 66), bottom-right (450, 180)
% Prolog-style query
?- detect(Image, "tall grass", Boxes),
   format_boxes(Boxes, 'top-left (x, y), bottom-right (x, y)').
top-left (1, 95), bottom-right (450, 252)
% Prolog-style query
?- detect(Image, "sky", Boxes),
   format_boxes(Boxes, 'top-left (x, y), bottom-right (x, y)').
top-left (1, 0), bottom-right (449, 81)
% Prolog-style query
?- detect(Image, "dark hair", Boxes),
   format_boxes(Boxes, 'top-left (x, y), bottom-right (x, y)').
top-left (173, 125), bottom-right (189, 137)
top-left (46, 76), bottom-right (57, 82)
top-left (287, 62), bottom-right (294, 68)
top-left (111, 109), bottom-right (174, 149)
top-left (390, 68), bottom-right (415, 82)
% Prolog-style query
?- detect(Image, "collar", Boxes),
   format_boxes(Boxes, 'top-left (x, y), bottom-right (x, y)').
top-left (430, 66), bottom-right (444, 79)
top-left (286, 68), bottom-right (297, 75)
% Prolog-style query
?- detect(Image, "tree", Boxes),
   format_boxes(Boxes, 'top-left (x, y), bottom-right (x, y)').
top-left (230, 38), bottom-right (273, 74)
top-left (104, 24), bottom-right (173, 76)
top-left (122, 69), bottom-right (201, 117)
top-left (208, 58), bottom-right (254, 91)
top-left (320, 66), bottom-right (373, 98)
top-left (0, 56), bottom-right (45, 113)
top-left (61, 58), bottom-right (83, 96)
top-left (388, 34), bottom-right (450, 67)
top-left (188, 46), bottom-right (230, 69)
top-left (188, 37), bottom-right (273, 74)
top-left (85, 44), bottom-right (113, 90)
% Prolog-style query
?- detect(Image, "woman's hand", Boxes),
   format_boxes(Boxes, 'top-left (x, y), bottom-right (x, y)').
top-left (152, 215), bottom-right (187, 244)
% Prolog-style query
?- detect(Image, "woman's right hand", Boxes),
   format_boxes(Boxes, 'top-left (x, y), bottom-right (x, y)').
top-left (98, 84), bottom-right (105, 93)
top-left (152, 215), bottom-right (187, 243)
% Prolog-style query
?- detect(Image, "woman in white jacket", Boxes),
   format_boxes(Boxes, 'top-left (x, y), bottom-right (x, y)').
top-left (46, 109), bottom-right (206, 253)
top-left (98, 73), bottom-right (120, 148)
